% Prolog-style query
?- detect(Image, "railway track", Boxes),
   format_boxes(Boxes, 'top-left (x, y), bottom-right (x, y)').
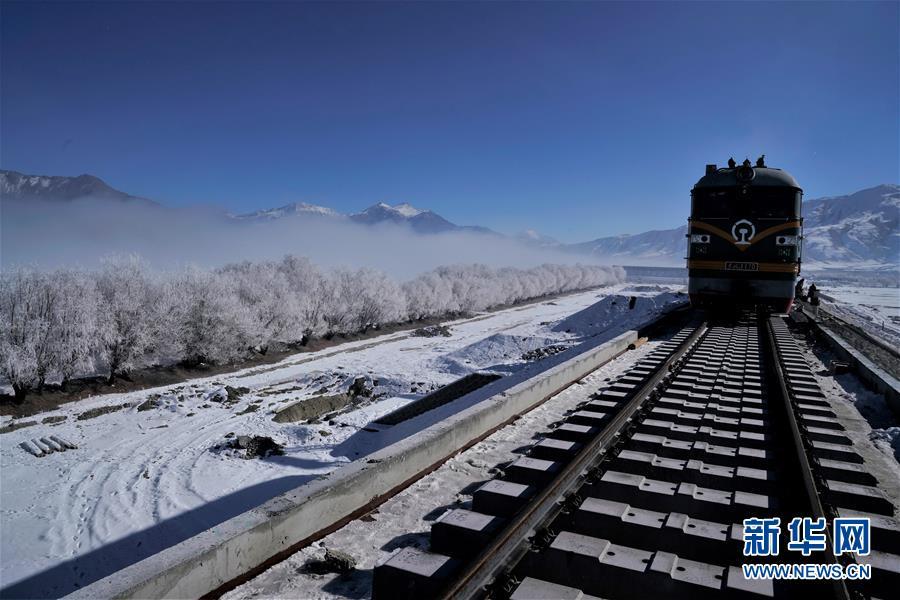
top-left (372, 313), bottom-right (900, 600)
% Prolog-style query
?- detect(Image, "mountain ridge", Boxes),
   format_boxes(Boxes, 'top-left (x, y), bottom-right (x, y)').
top-left (0, 169), bottom-right (158, 206)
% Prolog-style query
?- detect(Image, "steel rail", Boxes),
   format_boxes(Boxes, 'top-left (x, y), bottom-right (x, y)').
top-left (764, 317), bottom-right (852, 600)
top-left (438, 322), bottom-right (709, 600)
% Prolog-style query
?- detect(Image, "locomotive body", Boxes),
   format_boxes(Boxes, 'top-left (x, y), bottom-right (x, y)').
top-left (687, 158), bottom-right (802, 313)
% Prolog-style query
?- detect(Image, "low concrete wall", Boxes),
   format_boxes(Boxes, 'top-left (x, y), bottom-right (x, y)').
top-left (794, 305), bottom-right (900, 418)
top-left (68, 330), bottom-right (639, 600)
top-left (815, 324), bottom-right (900, 418)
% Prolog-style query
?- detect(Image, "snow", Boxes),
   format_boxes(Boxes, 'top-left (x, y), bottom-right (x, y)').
top-left (234, 202), bottom-right (341, 220)
top-left (389, 203), bottom-right (424, 218)
top-left (822, 286), bottom-right (899, 320)
top-left (818, 285), bottom-right (900, 348)
top-left (369, 202), bottom-right (425, 217)
top-left (552, 293), bottom-right (683, 339)
top-left (436, 333), bottom-right (559, 375)
top-left (0, 285), bottom-right (684, 598)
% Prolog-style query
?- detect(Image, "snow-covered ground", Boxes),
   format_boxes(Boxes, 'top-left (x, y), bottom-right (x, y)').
top-left (0, 285), bottom-right (685, 598)
top-left (823, 286), bottom-right (899, 320)
top-left (818, 285), bottom-right (900, 347)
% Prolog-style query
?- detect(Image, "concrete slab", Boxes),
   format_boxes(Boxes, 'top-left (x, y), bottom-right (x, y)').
top-left (430, 508), bottom-right (506, 557)
top-left (472, 479), bottom-right (536, 517)
top-left (371, 547), bottom-right (459, 600)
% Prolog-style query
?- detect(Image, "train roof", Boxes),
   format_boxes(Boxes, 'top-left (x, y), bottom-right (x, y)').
top-left (693, 166), bottom-right (801, 190)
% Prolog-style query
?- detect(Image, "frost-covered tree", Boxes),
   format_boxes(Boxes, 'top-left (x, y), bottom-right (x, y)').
top-left (94, 256), bottom-right (159, 383)
top-left (277, 255), bottom-right (327, 339)
top-left (0, 268), bottom-right (96, 395)
top-left (218, 260), bottom-right (303, 351)
top-left (401, 263), bottom-right (623, 319)
top-left (0, 269), bottom-right (52, 397)
top-left (0, 256), bottom-right (624, 390)
top-left (166, 267), bottom-right (253, 365)
top-left (51, 269), bottom-right (98, 385)
top-left (349, 268), bottom-right (406, 331)
top-left (403, 271), bottom-right (457, 319)
top-left (321, 269), bottom-right (354, 336)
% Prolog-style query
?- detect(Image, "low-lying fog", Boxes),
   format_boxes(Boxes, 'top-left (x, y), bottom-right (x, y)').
top-left (2, 198), bottom-right (610, 276)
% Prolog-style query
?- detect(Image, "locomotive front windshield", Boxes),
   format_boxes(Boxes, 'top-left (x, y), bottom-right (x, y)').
top-left (692, 189), bottom-right (801, 219)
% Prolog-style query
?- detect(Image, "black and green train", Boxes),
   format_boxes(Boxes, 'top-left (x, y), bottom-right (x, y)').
top-left (687, 157), bottom-right (803, 313)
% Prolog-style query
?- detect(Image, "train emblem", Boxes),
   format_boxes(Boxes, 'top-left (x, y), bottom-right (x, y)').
top-left (731, 219), bottom-right (756, 246)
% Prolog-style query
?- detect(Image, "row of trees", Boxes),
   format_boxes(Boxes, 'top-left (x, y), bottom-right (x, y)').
top-left (1, 255), bottom-right (623, 398)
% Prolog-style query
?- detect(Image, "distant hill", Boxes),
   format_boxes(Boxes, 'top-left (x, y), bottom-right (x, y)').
top-left (561, 226), bottom-right (688, 265)
top-left (235, 199), bottom-right (497, 236)
top-left (0, 169), bottom-right (157, 206)
top-left (515, 229), bottom-right (560, 247)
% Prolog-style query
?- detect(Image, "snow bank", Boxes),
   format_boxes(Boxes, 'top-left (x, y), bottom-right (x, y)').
top-left (437, 333), bottom-right (562, 375)
top-left (552, 292), bottom-right (685, 339)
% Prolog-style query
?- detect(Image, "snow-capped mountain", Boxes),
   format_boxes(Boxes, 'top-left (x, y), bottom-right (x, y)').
top-left (556, 184), bottom-right (900, 269)
top-left (0, 169), bottom-right (156, 205)
top-left (233, 199), bottom-right (495, 235)
top-left (349, 202), bottom-right (497, 235)
top-left (232, 202), bottom-right (340, 220)
top-left (348, 202), bottom-right (460, 233)
top-left (801, 184), bottom-right (899, 268)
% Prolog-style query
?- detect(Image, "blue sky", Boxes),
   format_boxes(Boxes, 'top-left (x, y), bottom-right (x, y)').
top-left (2, 1), bottom-right (897, 241)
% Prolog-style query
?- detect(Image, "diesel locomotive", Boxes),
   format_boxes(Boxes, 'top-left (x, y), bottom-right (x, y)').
top-left (687, 156), bottom-right (802, 313)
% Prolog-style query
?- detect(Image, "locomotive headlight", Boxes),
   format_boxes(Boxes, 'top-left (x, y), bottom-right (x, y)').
top-left (736, 165), bottom-right (756, 182)
top-left (776, 235), bottom-right (799, 246)
top-left (690, 234), bottom-right (711, 244)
